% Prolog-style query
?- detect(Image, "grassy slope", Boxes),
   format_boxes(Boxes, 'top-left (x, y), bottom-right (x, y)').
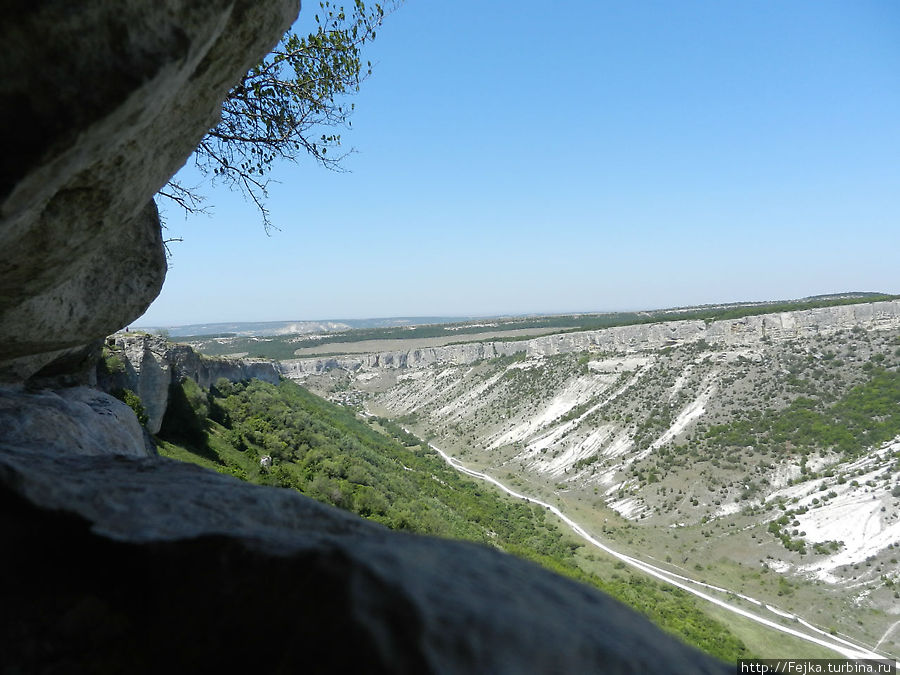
top-left (157, 377), bottom-right (752, 661)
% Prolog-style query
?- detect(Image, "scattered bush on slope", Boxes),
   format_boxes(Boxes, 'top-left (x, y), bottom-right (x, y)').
top-left (158, 377), bottom-right (751, 661)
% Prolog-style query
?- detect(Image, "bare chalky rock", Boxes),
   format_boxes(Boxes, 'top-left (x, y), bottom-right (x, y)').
top-left (280, 299), bottom-right (900, 376)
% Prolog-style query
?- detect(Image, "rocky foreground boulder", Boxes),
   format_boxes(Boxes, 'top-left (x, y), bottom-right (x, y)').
top-left (0, 2), bottom-right (728, 672)
top-left (0, 427), bottom-right (728, 674)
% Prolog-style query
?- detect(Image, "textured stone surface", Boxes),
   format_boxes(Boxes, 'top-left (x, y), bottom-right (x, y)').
top-left (101, 334), bottom-right (281, 433)
top-left (165, 341), bottom-right (282, 390)
top-left (281, 300), bottom-right (900, 376)
top-left (109, 335), bottom-right (174, 435)
top-left (0, 386), bottom-right (152, 459)
top-left (0, 442), bottom-right (728, 674)
top-left (0, 0), bottom-right (299, 381)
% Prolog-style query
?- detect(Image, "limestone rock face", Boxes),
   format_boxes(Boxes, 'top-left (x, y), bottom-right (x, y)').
top-left (0, 440), bottom-right (728, 674)
top-left (101, 334), bottom-right (281, 434)
top-left (0, 0), bottom-right (300, 382)
top-left (104, 335), bottom-right (175, 435)
top-left (282, 300), bottom-right (900, 376)
top-left (165, 342), bottom-right (282, 390)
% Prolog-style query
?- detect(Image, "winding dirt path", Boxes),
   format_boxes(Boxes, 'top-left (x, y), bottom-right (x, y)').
top-left (876, 620), bottom-right (900, 651)
top-left (406, 426), bottom-right (890, 661)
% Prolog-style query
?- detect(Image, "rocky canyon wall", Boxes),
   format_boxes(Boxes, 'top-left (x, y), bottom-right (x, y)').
top-left (99, 334), bottom-right (281, 434)
top-left (0, 3), bottom-right (729, 672)
top-left (281, 300), bottom-right (900, 377)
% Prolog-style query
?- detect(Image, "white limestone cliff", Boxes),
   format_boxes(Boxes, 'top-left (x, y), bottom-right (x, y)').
top-left (281, 299), bottom-right (900, 377)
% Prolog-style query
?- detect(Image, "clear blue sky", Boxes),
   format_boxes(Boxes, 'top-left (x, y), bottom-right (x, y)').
top-left (138, 0), bottom-right (900, 327)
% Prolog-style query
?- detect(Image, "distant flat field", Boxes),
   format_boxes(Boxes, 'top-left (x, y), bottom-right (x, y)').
top-left (292, 327), bottom-right (562, 356)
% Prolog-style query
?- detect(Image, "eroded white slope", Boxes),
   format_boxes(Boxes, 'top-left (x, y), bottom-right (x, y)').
top-left (433, 371), bottom-right (505, 419)
top-left (405, 425), bottom-right (886, 661)
top-left (508, 368), bottom-right (649, 477)
top-left (489, 371), bottom-right (616, 450)
top-left (794, 440), bottom-right (900, 581)
top-left (632, 369), bottom-right (720, 463)
top-left (524, 425), bottom-right (617, 478)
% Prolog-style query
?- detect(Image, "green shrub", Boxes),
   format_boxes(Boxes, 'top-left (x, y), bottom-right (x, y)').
top-left (99, 347), bottom-right (127, 375)
top-left (112, 388), bottom-right (148, 426)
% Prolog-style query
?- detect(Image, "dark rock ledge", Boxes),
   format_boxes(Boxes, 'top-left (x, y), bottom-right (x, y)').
top-left (0, 439), bottom-right (728, 674)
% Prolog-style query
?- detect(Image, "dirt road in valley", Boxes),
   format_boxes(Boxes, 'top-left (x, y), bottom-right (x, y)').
top-left (398, 423), bottom-right (890, 661)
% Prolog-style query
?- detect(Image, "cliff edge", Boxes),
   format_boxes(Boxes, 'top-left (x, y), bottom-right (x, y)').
top-left (99, 333), bottom-right (280, 434)
top-left (0, 4), bottom-right (728, 672)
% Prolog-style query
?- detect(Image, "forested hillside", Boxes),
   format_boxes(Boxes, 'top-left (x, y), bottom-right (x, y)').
top-left (156, 376), bottom-right (750, 661)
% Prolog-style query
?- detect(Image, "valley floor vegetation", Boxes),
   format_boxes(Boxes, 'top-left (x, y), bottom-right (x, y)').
top-left (346, 321), bottom-right (900, 656)
top-left (155, 375), bottom-right (751, 661)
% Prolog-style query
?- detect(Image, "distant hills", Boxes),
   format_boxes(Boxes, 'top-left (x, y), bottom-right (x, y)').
top-left (171, 292), bottom-right (899, 361)
top-left (139, 292), bottom-right (895, 339)
top-left (144, 316), bottom-right (467, 338)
